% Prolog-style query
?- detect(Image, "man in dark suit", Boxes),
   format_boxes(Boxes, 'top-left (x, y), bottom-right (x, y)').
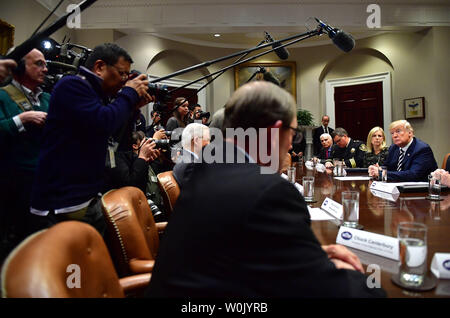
top-left (313, 115), bottom-right (334, 156)
top-left (315, 133), bottom-right (333, 163)
top-left (368, 120), bottom-right (437, 182)
top-left (326, 127), bottom-right (366, 168)
top-left (145, 81), bottom-right (385, 298)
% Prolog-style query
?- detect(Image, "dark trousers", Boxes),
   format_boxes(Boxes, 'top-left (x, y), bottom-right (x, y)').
top-left (28, 195), bottom-right (107, 238)
top-left (0, 169), bottom-right (36, 263)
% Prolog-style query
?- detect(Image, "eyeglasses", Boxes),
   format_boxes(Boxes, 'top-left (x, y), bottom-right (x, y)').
top-left (283, 125), bottom-right (302, 136)
top-left (108, 64), bottom-right (129, 81)
top-left (34, 60), bottom-right (47, 68)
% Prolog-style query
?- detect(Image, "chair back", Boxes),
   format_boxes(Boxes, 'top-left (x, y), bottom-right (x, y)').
top-left (101, 187), bottom-right (159, 277)
top-left (157, 171), bottom-right (180, 217)
top-left (1, 221), bottom-right (124, 298)
top-left (443, 153), bottom-right (450, 171)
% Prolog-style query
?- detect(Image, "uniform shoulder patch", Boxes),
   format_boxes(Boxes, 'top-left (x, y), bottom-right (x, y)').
top-left (359, 144), bottom-right (367, 151)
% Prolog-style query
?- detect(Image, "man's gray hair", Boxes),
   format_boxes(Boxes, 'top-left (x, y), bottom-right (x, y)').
top-left (320, 133), bottom-right (332, 141)
top-left (181, 123), bottom-right (210, 150)
top-left (223, 81), bottom-right (296, 131)
top-left (389, 120), bottom-right (414, 133)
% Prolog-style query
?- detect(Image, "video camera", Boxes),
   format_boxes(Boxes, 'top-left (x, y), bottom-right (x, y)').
top-left (38, 38), bottom-right (92, 92)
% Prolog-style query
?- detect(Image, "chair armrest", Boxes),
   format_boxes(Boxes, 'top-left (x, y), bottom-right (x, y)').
top-left (119, 273), bottom-right (151, 296)
top-left (156, 222), bottom-right (168, 233)
top-left (129, 259), bottom-right (155, 274)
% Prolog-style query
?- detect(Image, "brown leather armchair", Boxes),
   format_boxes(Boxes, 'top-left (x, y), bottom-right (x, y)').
top-left (101, 186), bottom-right (166, 277)
top-left (157, 171), bottom-right (180, 217)
top-left (1, 221), bottom-right (150, 298)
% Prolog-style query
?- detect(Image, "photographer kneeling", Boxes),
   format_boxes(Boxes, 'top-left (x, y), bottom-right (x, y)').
top-left (104, 131), bottom-right (167, 222)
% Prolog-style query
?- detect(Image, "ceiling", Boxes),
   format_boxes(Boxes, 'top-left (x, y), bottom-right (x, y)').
top-left (36, 0), bottom-right (450, 48)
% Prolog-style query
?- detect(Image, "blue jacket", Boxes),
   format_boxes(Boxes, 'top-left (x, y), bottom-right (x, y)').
top-left (31, 67), bottom-right (140, 210)
top-left (384, 137), bottom-right (437, 182)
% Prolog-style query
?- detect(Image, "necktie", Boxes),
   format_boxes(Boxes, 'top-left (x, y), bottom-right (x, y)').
top-left (397, 149), bottom-right (405, 171)
top-left (326, 149), bottom-right (329, 158)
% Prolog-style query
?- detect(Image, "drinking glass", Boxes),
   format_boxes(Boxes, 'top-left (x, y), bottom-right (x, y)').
top-left (398, 222), bottom-right (428, 287)
top-left (302, 176), bottom-right (315, 202)
top-left (342, 191), bottom-right (360, 228)
top-left (428, 174), bottom-right (441, 200)
top-left (287, 166), bottom-right (296, 184)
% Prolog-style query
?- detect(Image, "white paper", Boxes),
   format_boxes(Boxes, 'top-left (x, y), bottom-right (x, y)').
top-left (431, 253), bottom-right (450, 279)
top-left (336, 227), bottom-right (400, 261)
top-left (321, 197), bottom-right (343, 220)
top-left (334, 176), bottom-right (372, 181)
top-left (307, 206), bottom-right (335, 221)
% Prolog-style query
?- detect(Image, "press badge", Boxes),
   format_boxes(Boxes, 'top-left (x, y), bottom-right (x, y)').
top-left (108, 147), bottom-right (116, 169)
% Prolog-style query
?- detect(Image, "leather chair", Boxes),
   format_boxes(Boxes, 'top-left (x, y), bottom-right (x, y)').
top-left (101, 186), bottom-right (166, 277)
top-left (442, 152), bottom-right (450, 171)
top-left (1, 221), bottom-right (150, 298)
top-left (157, 171), bottom-right (180, 217)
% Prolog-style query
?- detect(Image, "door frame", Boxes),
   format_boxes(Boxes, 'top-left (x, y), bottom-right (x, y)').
top-left (325, 72), bottom-right (392, 145)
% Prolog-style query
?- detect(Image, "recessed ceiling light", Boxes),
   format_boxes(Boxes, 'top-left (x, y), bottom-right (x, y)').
top-left (214, 33), bottom-right (221, 37)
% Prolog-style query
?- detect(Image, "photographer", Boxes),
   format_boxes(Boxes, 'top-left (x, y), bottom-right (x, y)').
top-left (0, 49), bottom-right (49, 259)
top-left (104, 131), bottom-right (166, 221)
top-left (30, 43), bottom-right (154, 235)
top-left (146, 110), bottom-right (164, 137)
top-left (166, 97), bottom-right (189, 131)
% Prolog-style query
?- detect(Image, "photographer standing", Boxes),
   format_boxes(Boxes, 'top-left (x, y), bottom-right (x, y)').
top-left (0, 49), bottom-right (49, 259)
top-left (30, 43), bottom-right (153, 235)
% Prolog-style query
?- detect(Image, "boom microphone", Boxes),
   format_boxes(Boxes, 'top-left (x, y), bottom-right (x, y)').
top-left (264, 32), bottom-right (290, 60)
top-left (314, 18), bottom-right (355, 52)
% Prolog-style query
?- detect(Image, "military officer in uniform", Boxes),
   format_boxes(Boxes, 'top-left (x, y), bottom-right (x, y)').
top-left (325, 127), bottom-right (366, 168)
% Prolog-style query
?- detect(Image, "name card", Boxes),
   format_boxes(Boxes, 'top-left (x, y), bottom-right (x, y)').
top-left (370, 188), bottom-right (400, 202)
top-left (336, 227), bottom-right (399, 261)
top-left (370, 181), bottom-right (400, 195)
top-left (431, 253), bottom-right (450, 279)
top-left (321, 197), bottom-right (343, 220)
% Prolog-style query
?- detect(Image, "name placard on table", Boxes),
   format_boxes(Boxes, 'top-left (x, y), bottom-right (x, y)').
top-left (370, 181), bottom-right (400, 195)
top-left (431, 253), bottom-right (450, 279)
top-left (336, 226), bottom-right (399, 261)
top-left (321, 197), bottom-right (343, 220)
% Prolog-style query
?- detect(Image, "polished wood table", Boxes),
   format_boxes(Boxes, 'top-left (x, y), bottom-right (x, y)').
top-left (293, 163), bottom-right (450, 298)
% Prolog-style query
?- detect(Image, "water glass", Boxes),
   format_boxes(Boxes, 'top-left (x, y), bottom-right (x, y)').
top-left (287, 166), bottom-right (296, 184)
top-left (302, 176), bottom-right (315, 202)
top-left (335, 160), bottom-right (345, 177)
top-left (428, 174), bottom-right (441, 200)
top-left (398, 222), bottom-right (428, 287)
top-left (342, 191), bottom-right (360, 228)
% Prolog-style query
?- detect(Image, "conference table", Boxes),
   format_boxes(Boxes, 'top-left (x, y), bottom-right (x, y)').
top-left (292, 162), bottom-right (450, 298)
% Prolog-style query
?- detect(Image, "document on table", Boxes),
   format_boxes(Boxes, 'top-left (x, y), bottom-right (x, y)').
top-left (308, 206), bottom-right (336, 221)
top-left (334, 176), bottom-right (372, 181)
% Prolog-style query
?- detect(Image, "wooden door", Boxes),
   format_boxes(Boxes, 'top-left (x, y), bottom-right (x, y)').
top-left (334, 82), bottom-right (383, 142)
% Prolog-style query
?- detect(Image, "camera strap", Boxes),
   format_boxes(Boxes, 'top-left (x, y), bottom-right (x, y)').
top-left (1, 84), bottom-right (33, 112)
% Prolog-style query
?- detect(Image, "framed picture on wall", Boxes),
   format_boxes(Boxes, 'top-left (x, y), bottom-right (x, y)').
top-left (234, 61), bottom-right (296, 99)
top-left (404, 97), bottom-right (425, 119)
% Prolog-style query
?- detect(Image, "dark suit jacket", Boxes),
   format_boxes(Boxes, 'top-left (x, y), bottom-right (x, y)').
top-left (146, 142), bottom-right (385, 298)
top-left (313, 126), bottom-right (334, 155)
top-left (384, 137), bottom-right (437, 182)
top-left (318, 146), bottom-right (332, 163)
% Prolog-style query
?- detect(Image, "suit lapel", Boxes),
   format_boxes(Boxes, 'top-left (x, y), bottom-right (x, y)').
top-left (403, 138), bottom-right (416, 169)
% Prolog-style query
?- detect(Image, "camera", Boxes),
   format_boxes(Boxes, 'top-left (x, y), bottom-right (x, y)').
top-left (198, 111), bottom-right (210, 119)
top-left (153, 139), bottom-right (171, 150)
top-left (147, 83), bottom-right (171, 104)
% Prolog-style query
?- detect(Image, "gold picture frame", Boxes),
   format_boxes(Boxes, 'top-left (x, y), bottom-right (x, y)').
top-left (234, 61), bottom-right (297, 99)
top-left (0, 19), bottom-right (14, 55)
top-left (404, 97), bottom-right (425, 119)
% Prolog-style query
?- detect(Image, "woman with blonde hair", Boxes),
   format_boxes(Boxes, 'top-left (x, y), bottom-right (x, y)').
top-left (363, 126), bottom-right (389, 167)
